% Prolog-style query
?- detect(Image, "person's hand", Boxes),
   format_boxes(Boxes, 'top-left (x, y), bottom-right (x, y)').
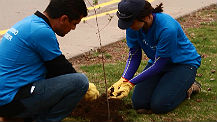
top-left (84, 83), bottom-right (100, 101)
top-left (108, 77), bottom-right (127, 97)
top-left (109, 81), bottom-right (134, 99)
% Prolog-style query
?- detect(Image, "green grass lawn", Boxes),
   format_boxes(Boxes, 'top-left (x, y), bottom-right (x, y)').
top-left (66, 7), bottom-right (217, 122)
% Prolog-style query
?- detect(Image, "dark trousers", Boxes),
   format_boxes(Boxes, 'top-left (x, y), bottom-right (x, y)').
top-left (0, 73), bottom-right (89, 122)
top-left (132, 63), bottom-right (197, 113)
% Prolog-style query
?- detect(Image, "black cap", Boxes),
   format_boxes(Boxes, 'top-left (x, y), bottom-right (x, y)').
top-left (117, 0), bottom-right (146, 29)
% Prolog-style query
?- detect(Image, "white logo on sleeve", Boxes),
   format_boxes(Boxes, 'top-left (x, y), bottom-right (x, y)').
top-left (4, 28), bottom-right (19, 41)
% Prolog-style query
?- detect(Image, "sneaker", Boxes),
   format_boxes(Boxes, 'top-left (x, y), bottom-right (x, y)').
top-left (187, 81), bottom-right (201, 99)
top-left (136, 109), bottom-right (153, 114)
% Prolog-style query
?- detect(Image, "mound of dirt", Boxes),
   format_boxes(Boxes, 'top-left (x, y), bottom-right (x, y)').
top-left (70, 94), bottom-right (132, 122)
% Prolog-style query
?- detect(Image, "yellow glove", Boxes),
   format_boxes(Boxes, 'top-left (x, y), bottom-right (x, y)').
top-left (108, 77), bottom-right (127, 97)
top-left (84, 83), bottom-right (100, 101)
top-left (109, 81), bottom-right (134, 99)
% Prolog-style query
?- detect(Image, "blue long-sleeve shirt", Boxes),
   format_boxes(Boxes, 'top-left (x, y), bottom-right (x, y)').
top-left (122, 13), bottom-right (201, 84)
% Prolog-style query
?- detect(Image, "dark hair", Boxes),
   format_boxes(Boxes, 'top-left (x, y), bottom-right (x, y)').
top-left (45, 0), bottom-right (88, 21)
top-left (136, 1), bottom-right (163, 21)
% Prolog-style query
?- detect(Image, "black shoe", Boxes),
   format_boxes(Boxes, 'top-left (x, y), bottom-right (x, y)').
top-left (187, 81), bottom-right (201, 99)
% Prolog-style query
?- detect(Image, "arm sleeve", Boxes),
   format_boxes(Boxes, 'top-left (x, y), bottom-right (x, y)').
top-left (122, 48), bottom-right (142, 80)
top-left (44, 54), bottom-right (77, 79)
top-left (129, 57), bottom-right (170, 84)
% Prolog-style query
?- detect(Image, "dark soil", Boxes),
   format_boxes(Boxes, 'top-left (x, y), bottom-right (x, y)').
top-left (70, 94), bottom-right (132, 122)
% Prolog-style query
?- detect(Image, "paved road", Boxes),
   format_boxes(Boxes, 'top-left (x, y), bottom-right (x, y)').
top-left (0, 0), bottom-right (216, 59)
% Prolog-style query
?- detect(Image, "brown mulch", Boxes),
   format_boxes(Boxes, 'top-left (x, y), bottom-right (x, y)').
top-left (69, 40), bottom-right (130, 69)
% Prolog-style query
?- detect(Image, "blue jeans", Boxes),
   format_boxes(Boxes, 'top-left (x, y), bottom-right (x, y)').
top-left (16, 73), bottom-right (89, 122)
top-left (132, 63), bottom-right (197, 113)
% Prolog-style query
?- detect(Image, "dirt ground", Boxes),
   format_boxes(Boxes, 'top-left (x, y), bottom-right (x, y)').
top-left (70, 94), bottom-right (132, 122)
top-left (68, 4), bottom-right (216, 122)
